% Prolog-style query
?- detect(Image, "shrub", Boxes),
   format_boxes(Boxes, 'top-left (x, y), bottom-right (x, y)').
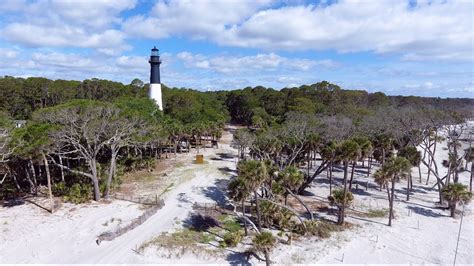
top-left (222, 230), bottom-right (244, 247)
top-left (260, 201), bottom-right (293, 230)
top-left (303, 220), bottom-right (340, 238)
top-left (253, 231), bottom-right (276, 252)
top-left (52, 182), bottom-right (68, 196)
top-left (64, 183), bottom-right (92, 204)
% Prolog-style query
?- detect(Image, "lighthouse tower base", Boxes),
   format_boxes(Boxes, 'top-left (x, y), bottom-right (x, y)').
top-left (149, 83), bottom-right (163, 111)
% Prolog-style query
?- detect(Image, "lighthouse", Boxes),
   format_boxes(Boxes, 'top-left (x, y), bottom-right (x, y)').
top-left (149, 46), bottom-right (163, 110)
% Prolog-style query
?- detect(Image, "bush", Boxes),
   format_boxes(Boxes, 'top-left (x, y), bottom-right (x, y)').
top-left (222, 230), bottom-right (244, 247)
top-left (253, 231), bottom-right (276, 253)
top-left (64, 183), bottom-right (92, 204)
top-left (303, 220), bottom-right (340, 238)
top-left (52, 182), bottom-right (68, 196)
top-left (260, 201), bottom-right (293, 229)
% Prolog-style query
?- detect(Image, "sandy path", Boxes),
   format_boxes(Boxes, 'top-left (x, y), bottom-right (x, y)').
top-left (0, 127), bottom-right (237, 264)
top-left (82, 129), bottom-right (237, 263)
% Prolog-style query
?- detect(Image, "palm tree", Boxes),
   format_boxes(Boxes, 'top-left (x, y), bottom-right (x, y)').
top-left (278, 166), bottom-right (313, 220)
top-left (442, 183), bottom-right (471, 218)
top-left (335, 140), bottom-right (360, 225)
top-left (328, 188), bottom-right (354, 224)
top-left (253, 231), bottom-right (276, 266)
top-left (228, 177), bottom-right (251, 235)
top-left (237, 160), bottom-right (268, 230)
top-left (374, 157), bottom-right (411, 226)
top-left (321, 141), bottom-right (337, 195)
top-left (398, 146), bottom-right (421, 201)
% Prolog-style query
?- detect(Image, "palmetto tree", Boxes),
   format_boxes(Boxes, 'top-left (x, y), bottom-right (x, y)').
top-left (237, 160), bottom-right (268, 230)
top-left (228, 177), bottom-right (251, 235)
top-left (398, 146), bottom-right (421, 201)
top-left (374, 157), bottom-right (411, 226)
top-left (321, 141), bottom-right (337, 195)
top-left (442, 183), bottom-right (471, 218)
top-left (335, 140), bottom-right (360, 225)
top-left (253, 231), bottom-right (277, 266)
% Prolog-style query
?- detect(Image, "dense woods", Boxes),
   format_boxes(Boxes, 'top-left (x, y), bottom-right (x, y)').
top-left (1, 76), bottom-right (473, 221)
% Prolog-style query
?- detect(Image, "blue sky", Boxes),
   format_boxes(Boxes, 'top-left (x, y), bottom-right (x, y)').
top-left (0, 0), bottom-right (472, 98)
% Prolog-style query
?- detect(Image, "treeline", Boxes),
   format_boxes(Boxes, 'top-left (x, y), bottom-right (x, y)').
top-left (0, 76), bottom-right (228, 206)
top-left (0, 75), bottom-right (472, 209)
top-left (217, 81), bottom-right (473, 125)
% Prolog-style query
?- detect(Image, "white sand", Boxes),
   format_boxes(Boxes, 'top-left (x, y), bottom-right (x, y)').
top-left (0, 125), bottom-right (472, 264)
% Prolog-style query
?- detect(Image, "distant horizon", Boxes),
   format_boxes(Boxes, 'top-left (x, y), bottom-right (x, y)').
top-left (0, 0), bottom-right (472, 98)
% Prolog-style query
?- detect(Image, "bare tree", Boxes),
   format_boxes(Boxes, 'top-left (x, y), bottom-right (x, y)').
top-left (38, 101), bottom-right (118, 201)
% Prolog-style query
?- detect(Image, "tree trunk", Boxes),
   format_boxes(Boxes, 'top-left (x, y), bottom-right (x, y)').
top-left (105, 149), bottom-right (118, 198)
top-left (339, 161), bottom-right (349, 225)
top-left (406, 173), bottom-right (411, 201)
top-left (329, 160), bottom-right (333, 195)
top-left (28, 158), bottom-right (38, 194)
top-left (24, 168), bottom-right (36, 195)
top-left (389, 179), bottom-right (396, 226)
top-left (382, 148), bottom-right (386, 166)
top-left (367, 156), bottom-right (372, 177)
top-left (89, 159), bottom-right (101, 201)
top-left (418, 165), bottom-right (422, 183)
top-left (42, 153), bottom-right (54, 213)
top-left (287, 188), bottom-right (313, 220)
top-left (264, 250), bottom-right (271, 266)
top-left (254, 191), bottom-right (262, 230)
top-left (449, 201), bottom-right (456, 218)
top-left (470, 162), bottom-right (473, 193)
top-left (58, 156), bottom-right (65, 183)
top-left (242, 199), bottom-right (248, 235)
top-left (349, 161), bottom-right (356, 190)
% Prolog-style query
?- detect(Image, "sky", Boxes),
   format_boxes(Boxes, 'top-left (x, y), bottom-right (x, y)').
top-left (0, 0), bottom-right (472, 98)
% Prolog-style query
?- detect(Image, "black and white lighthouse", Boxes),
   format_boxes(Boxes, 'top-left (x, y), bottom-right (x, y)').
top-left (149, 46), bottom-right (163, 110)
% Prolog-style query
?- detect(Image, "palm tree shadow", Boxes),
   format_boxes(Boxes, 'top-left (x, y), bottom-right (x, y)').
top-left (226, 251), bottom-right (264, 265)
top-left (407, 205), bottom-right (444, 218)
top-left (201, 178), bottom-right (232, 208)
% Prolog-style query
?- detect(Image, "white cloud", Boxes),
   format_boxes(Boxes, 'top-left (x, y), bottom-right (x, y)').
top-left (123, 0), bottom-right (272, 39)
top-left (125, 0), bottom-right (473, 62)
top-left (0, 0), bottom-right (136, 54)
top-left (176, 52), bottom-right (335, 73)
top-left (0, 48), bottom-right (18, 59)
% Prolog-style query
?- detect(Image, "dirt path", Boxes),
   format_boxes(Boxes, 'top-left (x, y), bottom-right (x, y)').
top-left (80, 127), bottom-right (238, 263)
top-left (0, 126), bottom-right (238, 264)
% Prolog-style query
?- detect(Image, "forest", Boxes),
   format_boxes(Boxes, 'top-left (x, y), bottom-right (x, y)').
top-left (0, 76), bottom-right (472, 208)
top-left (1, 76), bottom-right (473, 264)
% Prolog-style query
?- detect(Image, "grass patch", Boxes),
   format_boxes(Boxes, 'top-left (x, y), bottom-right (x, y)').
top-left (366, 208), bottom-right (389, 218)
top-left (139, 228), bottom-right (217, 258)
top-left (218, 215), bottom-right (242, 232)
top-left (303, 220), bottom-right (343, 238)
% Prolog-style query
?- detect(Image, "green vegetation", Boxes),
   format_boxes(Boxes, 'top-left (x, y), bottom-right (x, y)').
top-left (365, 208), bottom-right (390, 218)
top-left (138, 228), bottom-right (217, 257)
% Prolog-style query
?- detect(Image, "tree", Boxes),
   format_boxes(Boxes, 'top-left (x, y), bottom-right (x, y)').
top-left (442, 183), bottom-right (471, 218)
top-left (11, 123), bottom-right (57, 212)
top-left (35, 100), bottom-right (118, 201)
top-left (328, 188), bottom-right (354, 224)
top-left (321, 141), bottom-right (337, 195)
top-left (237, 160), bottom-right (268, 230)
top-left (253, 231), bottom-right (276, 266)
top-left (335, 140), bottom-right (360, 224)
top-left (228, 177), bottom-right (252, 235)
top-left (374, 157), bottom-right (411, 226)
top-left (398, 146), bottom-right (421, 201)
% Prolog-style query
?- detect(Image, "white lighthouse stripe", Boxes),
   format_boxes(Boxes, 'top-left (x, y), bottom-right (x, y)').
top-left (149, 83), bottom-right (163, 111)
